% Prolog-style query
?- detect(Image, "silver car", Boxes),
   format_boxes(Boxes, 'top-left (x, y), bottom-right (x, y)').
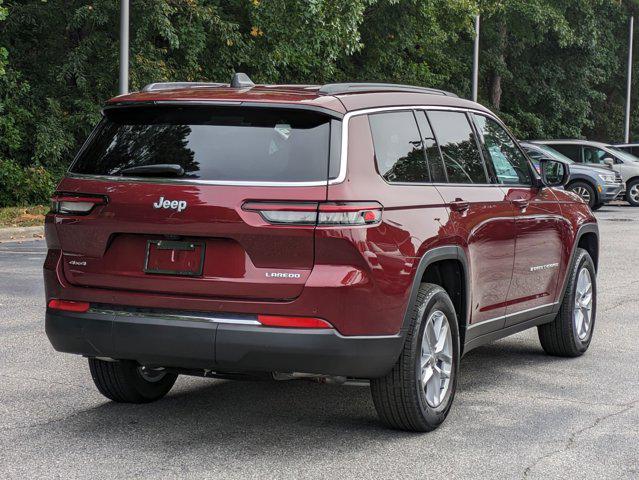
top-left (534, 139), bottom-right (639, 206)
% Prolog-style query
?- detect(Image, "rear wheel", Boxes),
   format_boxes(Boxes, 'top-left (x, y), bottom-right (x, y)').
top-left (591, 203), bottom-right (603, 211)
top-left (538, 248), bottom-right (596, 357)
top-left (625, 179), bottom-right (639, 206)
top-left (370, 284), bottom-right (459, 432)
top-left (567, 181), bottom-right (596, 208)
top-left (88, 358), bottom-right (178, 403)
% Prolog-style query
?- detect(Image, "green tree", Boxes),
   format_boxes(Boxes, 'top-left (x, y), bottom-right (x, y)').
top-left (475, 0), bottom-right (639, 141)
top-left (2, 0), bottom-right (639, 207)
top-left (0, 0), bottom-right (6, 78)
top-left (342, 0), bottom-right (477, 92)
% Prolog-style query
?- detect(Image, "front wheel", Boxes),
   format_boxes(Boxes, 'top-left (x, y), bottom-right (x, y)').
top-left (370, 283), bottom-right (460, 432)
top-left (567, 181), bottom-right (596, 208)
top-left (538, 248), bottom-right (596, 357)
top-left (88, 358), bottom-right (178, 403)
top-left (626, 179), bottom-right (639, 206)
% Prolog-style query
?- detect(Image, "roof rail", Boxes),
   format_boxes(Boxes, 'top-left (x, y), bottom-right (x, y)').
top-left (318, 83), bottom-right (458, 97)
top-left (142, 73), bottom-right (256, 93)
top-left (142, 82), bottom-right (227, 92)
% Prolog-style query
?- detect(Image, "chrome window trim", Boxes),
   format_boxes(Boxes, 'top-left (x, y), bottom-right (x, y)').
top-left (66, 171), bottom-right (332, 187)
top-left (340, 105), bottom-right (511, 187)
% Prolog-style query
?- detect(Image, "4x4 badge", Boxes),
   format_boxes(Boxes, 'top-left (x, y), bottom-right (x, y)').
top-left (153, 196), bottom-right (187, 212)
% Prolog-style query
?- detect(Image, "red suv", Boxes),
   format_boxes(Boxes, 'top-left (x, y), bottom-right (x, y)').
top-left (44, 75), bottom-right (599, 431)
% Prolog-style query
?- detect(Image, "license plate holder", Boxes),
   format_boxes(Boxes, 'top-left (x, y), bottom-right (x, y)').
top-left (144, 240), bottom-right (205, 277)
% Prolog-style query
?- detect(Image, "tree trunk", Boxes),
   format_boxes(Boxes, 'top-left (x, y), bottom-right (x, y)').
top-left (490, 22), bottom-right (507, 110)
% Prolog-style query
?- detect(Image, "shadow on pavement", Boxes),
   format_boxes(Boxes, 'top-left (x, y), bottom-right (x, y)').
top-left (43, 336), bottom-right (571, 455)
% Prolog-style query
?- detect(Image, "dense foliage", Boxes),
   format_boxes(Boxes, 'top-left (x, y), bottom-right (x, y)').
top-left (0, 0), bottom-right (638, 206)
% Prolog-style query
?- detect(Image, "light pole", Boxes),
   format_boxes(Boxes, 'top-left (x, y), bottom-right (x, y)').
top-left (119, 0), bottom-right (130, 95)
top-left (472, 14), bottom-right (480, 103)
top-left (625, 16), bottom-right (634, 143)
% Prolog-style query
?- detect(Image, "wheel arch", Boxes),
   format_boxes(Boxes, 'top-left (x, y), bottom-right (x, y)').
top-left (401, 246), bottom-right (470, 353)
top-left (554, 222), bottom-right (599, 315)
top-left (577, 230), bottom-right (599, 271)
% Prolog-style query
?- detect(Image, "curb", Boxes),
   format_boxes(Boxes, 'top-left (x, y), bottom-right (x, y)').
top-left (0, 226), bottom-right (45, 242)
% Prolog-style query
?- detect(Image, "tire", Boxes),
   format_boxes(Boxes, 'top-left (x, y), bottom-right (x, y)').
top-left (538, 248), bottom-right (596, 357)
top-left (625, 179), bottom-right (639, 206)
top-left (370, 283), bottom-right (460, 432)
top-left (591, 203), bottom-right (603, 211)
top-left (88, 358), bottom-right (178, 403)
top-left (567, 181), bottom-right (597, 209)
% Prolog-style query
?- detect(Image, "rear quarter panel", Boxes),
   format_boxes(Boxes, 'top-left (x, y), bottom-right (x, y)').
top-left (322, 115), bottom-right (455, 335)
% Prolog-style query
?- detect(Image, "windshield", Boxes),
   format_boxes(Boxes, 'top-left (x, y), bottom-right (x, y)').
top-left (70, 106), bottom-right (336, 183)
top-left (608, 146), bottom-right (639, 163)
top-left (534, 144), bottom-right (575, 164)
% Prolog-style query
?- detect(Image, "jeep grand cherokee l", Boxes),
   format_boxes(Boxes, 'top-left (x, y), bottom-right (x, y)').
top-left (44, 75), bottom-right (599, 432)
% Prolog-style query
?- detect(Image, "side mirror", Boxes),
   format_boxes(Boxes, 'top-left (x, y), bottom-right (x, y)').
top-left (603, 157), bottom-right (615, 167)
top-left (539, 158), bottom-right (569, 187)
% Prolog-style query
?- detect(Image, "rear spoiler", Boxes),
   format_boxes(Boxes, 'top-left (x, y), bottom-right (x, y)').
top-left (102, 101), bottom-right (345, 120)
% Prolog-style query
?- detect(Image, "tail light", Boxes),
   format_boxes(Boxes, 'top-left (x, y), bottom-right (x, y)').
top-left (48, 299), bottom-right (90, 313)
top-left (317, 203), bottom-right (382, 225)
top-left (258, 315), bottom-right (333, 329)
top-left (51, 193), bottom-right (107, 215)
top-left (243, 201), bottom-right (382, 226)
top-left (243, 202), bottom-right (318, 225)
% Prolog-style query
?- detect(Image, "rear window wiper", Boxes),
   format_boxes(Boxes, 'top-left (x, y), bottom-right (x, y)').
top-left (119, 164), bottom-right (185, 177)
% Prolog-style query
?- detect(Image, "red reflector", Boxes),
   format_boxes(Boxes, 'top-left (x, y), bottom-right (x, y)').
top-left (363, 210), bottom-right (377, 222)
top-left (48, 299), bottom-right (90, 313)
top-left (258, 315), bottom-right (332, 329)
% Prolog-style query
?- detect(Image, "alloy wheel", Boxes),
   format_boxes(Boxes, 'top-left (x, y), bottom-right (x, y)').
top-left (572, 186), bottom-right (591, 204)
top-left (420, 310), bottom-right (453, 408)
top-left (629, 184), bottom-right (639, 204)
top-left (573, 267), bottom-right (593, 340)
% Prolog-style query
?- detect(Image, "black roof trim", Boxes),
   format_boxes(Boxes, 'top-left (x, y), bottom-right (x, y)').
top-left (102, 101), bottom-right (345, 119)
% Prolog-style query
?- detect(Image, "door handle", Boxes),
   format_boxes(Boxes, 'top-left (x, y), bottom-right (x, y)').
top-left (513, 199), bottom-right (529, 210)
top-left (449, 200), bottom-right (470, 212)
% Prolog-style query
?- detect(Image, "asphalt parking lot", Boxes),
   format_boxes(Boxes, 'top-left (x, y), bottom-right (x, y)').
top-left (1, 206), bottom-right (638, 480)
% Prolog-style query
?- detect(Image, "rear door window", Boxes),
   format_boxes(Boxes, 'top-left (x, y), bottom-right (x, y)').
top-left (369, 111), bottom-right (430, 183)
top-left (415, 111), bottom-right (447, 183)
top-left (427, 110), bottom-right (488, 184)
top-left (70, 106), bottom-right (335, 183)
top-left (550, 144), bottom-right (581, 163)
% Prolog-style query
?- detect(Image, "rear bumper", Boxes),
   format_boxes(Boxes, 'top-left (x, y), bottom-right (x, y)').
top-left (45, 308), bottom-right (404, 378)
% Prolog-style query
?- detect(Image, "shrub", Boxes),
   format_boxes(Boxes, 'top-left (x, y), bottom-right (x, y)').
top-left (0, 158), bottom-right (56, 207)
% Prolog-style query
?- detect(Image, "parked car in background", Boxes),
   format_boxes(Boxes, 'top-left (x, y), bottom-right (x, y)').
top-left (614, 143), bottom-right (639, 156)
top-left (520, 142), bottom-right (623, 210)
top-left (534, 139), bottom-right (639, 206)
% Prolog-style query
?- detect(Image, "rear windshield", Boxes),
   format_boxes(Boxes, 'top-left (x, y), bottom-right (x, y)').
top-left (70, 106), bottom-right (335, 182)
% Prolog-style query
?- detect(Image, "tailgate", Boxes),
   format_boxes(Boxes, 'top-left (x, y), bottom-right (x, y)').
top-left (52, 105), bottom-right (339, 301)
